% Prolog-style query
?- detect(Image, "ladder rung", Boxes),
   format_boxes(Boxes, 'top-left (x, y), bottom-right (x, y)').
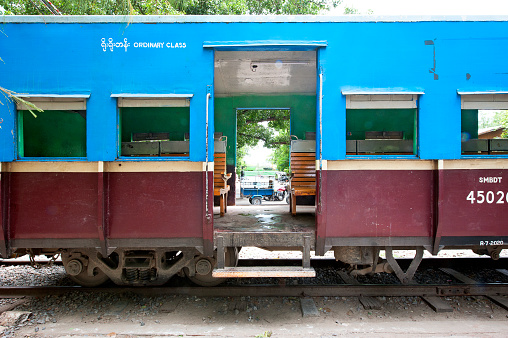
top-left (212, 266), bottom-right (316, 278)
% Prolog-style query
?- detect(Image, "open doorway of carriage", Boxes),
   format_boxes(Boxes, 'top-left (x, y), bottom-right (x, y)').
top-left (213, 50), bottom-right (318, 209)
top-left (236, 108), bottom-right (290, 206)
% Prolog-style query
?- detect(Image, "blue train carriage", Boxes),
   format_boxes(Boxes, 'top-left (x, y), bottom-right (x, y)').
top-left (0, 15), bottom-right (507, 286)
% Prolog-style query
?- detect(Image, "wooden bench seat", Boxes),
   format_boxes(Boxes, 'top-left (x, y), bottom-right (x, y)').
top-left (214, 152), bottom-right (231, 217)
top-left (290, 152), bottom-right (316, 216)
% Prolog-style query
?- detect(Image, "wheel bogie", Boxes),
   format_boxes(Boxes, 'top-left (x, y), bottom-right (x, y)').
top-left (59, 247), bottom-right (239, 287)
top-left (62, 252), bottom-right (110, 287)
top-left (185, 247), bottom-right (238, 286)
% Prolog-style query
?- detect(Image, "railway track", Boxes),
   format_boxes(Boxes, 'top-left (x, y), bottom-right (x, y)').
top-left (2, 257), bottom-right (507, 313)
top-left (1, 283), bottom-right (508, 298)
top-left (1, 282), bottom-right (508, 314)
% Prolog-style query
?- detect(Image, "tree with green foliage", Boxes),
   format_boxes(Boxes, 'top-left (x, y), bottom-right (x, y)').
top-left (244, 0), bottom-right (339, 15)
top-left (497, 111), bottom-right (508, 138)
top-left (479, 110), bottom-right (508, 138)
top-left (270, 129), bottom-right (290, 173)
top-left (0, 0), bottom-right (341, 16)
top-left (0, 86), bottom-right (43, 118)
top-left (236, 110), bottom-right (290, 173)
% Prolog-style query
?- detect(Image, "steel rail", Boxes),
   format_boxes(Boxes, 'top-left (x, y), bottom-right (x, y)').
top-left (1, 283), bottom-right (507, 298)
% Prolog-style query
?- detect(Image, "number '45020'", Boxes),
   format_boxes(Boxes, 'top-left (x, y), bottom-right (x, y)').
top-left (466, 191), bottom-right (507, 204)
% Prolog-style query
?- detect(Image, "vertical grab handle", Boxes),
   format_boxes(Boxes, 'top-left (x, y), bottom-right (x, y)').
top-left (318, 71), bottom-right (323, 211)
top-left (205, 92), bottom-right (211, 220)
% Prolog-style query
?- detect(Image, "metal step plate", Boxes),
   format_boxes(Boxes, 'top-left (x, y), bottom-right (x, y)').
top-left (212, 266), bottom-right (316, 278)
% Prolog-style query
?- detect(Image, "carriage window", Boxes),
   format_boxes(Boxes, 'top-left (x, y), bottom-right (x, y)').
top-left (460, 94), bottom-right (508, 155)
top-left (17, 97), bottom-right (87, 158)
top-left (345, 94), bottom-right (418, 156)
top-left (116, 96), bottom-right (191, 158)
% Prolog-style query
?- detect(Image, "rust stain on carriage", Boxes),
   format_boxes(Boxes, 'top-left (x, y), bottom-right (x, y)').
top-left (425, 39), bottom-right (439, 80)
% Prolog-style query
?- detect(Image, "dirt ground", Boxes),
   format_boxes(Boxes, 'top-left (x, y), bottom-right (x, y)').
top-left (2, 291), bottom-right (507, 337)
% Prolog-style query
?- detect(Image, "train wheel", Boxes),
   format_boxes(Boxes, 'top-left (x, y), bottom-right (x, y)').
top-left (185, 247), bottom-right (238, 286)
top-left (62, 253), bottom-right (110, 287)
top-left (252, 197), bottom-right (262, 205)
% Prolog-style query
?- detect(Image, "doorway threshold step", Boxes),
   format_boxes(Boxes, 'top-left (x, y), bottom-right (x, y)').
top-left (212, 266), bottom-right (316, 278)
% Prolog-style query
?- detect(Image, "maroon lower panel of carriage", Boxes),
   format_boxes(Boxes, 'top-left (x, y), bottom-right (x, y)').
top-left (438, 169), bottom-right (508, 244)
top-left (8, 172), bottom-right (99, 239)
top-left (322, 170), bottom-right (435, 238)
top-left (6, 171), bottom-right (205, 241)
top-left (107, 172), bottom-right (204, 239)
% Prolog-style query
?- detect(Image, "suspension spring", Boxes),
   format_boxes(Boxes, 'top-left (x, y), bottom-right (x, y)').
top-left (138, 268), bottom-right (151, 282)
top-left (124, 268), bottom-right (138, 282)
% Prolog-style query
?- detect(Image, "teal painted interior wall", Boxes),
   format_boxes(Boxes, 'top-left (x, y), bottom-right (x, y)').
top-left (461, 109), bottom-right (479, 140)
top-left (214, 95), bottom-right (316, 165)
top-left (346, 109), bottom-right (417, 140)
top-left (19, 110), bottom-right (86, 157)
top-left (120, 107), bottom-right (190, 142)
